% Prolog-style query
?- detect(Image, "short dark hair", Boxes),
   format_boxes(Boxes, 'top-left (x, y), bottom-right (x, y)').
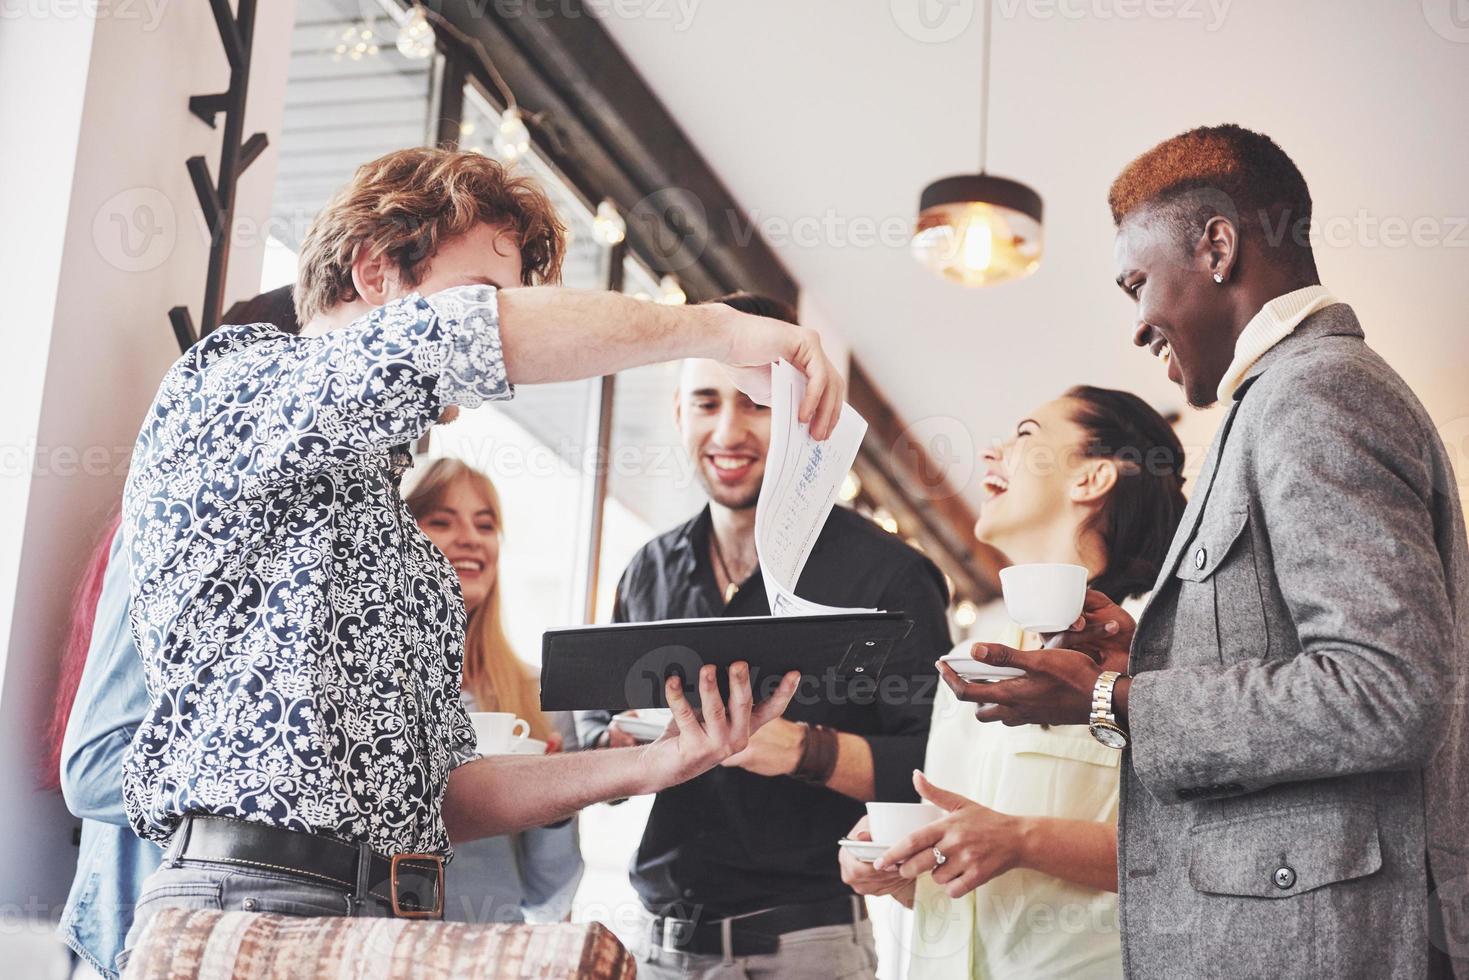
top-left (222, 284), bottom-right (301, 335)
top-left (1108, 124), bottom-right (1316, 276)
top-left (708, 291), bottom-right (798, 325)
top-left (1064, 385), bottom-right (1187, 602)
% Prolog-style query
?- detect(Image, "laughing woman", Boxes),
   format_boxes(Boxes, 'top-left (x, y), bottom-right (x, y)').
top-left (841, 386), bottom-right (1185, 979)
top-left (404, 457), bottom-right (584, 924)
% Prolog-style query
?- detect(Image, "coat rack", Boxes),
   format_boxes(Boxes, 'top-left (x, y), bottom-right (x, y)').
top-left (168, 0), bottom-right (270, 354)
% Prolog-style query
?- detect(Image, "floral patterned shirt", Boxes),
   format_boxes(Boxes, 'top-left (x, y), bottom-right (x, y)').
top-left (121, 286), bottom-right (509, 857)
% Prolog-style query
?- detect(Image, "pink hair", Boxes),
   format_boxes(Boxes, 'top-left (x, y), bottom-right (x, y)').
top-left (40, 511), bottom-right (122, 792)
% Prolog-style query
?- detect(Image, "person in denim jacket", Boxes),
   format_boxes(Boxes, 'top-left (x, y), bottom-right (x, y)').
top-left (58, 526), bottom-right (161, 978)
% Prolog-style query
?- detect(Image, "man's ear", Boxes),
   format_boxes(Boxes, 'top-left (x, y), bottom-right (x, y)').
top-left (671, 385), bottom-right (684, 433)
top-left (1200, 216), bottom-right (1239, 283)
top-left (349, 247), bottom-right (399, 308)
top-left (1071, 458), bottom-right (1118, 506)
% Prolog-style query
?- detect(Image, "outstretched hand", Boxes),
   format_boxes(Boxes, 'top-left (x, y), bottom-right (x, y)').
top-left (716, 307), bottom-right (846, 439)
top-left (641, 663), bottom-right (800, 792)
top-left (937, 642), bottom-right (1105, 727)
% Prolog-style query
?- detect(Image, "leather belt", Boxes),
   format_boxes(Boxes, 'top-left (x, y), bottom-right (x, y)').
top-left (651, 895), bottom-right (867, 957)
top-left (166, 814), bottom-right (444, 918)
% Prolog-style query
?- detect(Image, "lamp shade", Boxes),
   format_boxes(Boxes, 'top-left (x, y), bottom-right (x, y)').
top-left (912, 174), bottom-right (1043, 286)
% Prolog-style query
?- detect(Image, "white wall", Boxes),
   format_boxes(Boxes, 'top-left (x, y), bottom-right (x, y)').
top-left (0, 0), bottom-right (295, 919)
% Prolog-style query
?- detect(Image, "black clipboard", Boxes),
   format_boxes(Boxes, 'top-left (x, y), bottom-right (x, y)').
top-left (540, 612), bottom-right (914, 711)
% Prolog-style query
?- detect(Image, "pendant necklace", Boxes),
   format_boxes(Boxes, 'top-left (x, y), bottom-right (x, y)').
top-left (710, 532), bottom-right (743, 605)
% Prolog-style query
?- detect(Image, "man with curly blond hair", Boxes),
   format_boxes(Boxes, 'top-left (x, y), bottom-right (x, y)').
top-left (116, 146), bottom-right (842, 961)
top-left (935, 124), bottom-right (1469, 979)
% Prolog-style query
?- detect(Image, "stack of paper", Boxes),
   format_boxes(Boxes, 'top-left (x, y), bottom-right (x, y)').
top-left (755, 360), bottom-right (875, 616)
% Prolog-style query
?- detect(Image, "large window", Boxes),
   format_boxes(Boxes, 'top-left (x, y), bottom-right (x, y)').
top-left (262, 0), bottom-right (438, 290)
top-left (427, 82), bottom-right (612, 659)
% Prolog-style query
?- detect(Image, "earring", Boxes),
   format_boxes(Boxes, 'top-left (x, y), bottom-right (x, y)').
top-left (1213, 272), bottom-right (1225, 284)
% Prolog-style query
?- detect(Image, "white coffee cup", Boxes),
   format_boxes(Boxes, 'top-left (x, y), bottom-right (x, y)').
top-left (999, 562), bottom-right (1088, 633)
top-left (470, 712), bottom-right (530, 755)
top-left (865, 801), bottom-right (943, 845)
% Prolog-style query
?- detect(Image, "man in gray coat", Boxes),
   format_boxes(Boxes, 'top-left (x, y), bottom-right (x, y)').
top-left (933, 125), bottom-right (1468, 978)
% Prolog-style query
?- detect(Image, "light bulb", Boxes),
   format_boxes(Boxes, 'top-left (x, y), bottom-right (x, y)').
top-left (495, 107), bottom-right (531, 161)
top-left (396, 6), bottom-right (435, 60)
top-left (656, 275), bottom-right (686, 306)
top-left (839, 470), bottom-right (861, 503)
top-left (913, 175), bottom-right (1043, 287)
top-left (874, 508), bottom-right (899, 534)
top-left (953, 600), bottom-right (979, 628)
top-left (593, 200), bottom-right (626, 245)
top-left (960, 215), bottom-right (994, 271)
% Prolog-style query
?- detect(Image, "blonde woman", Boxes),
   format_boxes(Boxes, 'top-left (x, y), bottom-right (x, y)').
top-left (404, 457), bottom-right (583, 924)
top-left (841, 387), bottom-right (1185, 979)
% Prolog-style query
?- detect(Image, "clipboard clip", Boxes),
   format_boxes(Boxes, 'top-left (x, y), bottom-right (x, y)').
top-left (835, 636), bottom-right (897, 678)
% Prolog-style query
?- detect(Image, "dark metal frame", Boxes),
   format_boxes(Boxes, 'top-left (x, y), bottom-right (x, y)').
top-left (426, 0), bottom-right (796, 307)
top-left (578, 242), bottom-right (627, 621)
top-left (168, 0), bottom-right (271, 352)
top-left (428, 34), bottom-right (653, 621)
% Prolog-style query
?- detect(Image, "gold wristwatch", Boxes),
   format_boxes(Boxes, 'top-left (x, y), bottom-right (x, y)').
top-left (1089, 670), bottom-right (1128, 749)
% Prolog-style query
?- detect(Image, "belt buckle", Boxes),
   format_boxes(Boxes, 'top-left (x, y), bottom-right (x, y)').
top-left (389, 853), bottom-right (444, 919)
top-left (661, 916), bottom-right (695, 952)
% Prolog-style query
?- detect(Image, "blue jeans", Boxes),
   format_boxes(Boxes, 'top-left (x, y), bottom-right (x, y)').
top-left (116, 860), bottom-right (399, 973)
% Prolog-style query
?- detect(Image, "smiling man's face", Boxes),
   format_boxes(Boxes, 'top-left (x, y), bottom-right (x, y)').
top-left (1114, 213), bottom-right (1237, 408)
top-left (675, 358), bottom-right (771, 511)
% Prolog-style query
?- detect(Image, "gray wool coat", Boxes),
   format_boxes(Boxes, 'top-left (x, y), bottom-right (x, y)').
top-left (1119, 304), bottom-right (1468, 979)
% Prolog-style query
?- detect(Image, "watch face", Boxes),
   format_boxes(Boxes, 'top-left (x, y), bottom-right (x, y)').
top-left (1090, 722), bottom-right (1128, 749)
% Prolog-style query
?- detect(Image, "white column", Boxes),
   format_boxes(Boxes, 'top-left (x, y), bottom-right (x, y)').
top-left (0, 0), bottom-right (295, 917)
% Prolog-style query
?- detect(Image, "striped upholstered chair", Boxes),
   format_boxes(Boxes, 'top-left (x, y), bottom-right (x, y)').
top-left (121, 908), bottom-right (637, 979)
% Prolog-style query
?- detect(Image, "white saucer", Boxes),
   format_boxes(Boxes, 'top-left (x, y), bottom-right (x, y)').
top-left (612, 709), bottom-right (672, 743)
top-left (838, 839), bottom-right (888, 863)
top-left (939, 649), bottom-right (1027, 683)
top-left (508, 737), bottom-right (548, 756)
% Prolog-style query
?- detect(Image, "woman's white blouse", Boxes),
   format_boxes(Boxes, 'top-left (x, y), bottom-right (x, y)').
top-left (909, 601), bottom-right (1139, 980)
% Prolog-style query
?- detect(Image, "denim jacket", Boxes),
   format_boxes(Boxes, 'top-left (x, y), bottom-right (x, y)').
top-left (443, 698), bottom-right (583, 924)
top-left (58, 528), bottom-right (161, 979)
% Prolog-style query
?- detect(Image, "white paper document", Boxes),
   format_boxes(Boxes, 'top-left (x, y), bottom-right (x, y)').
top-left (754, 360), bottom-right (876, 617)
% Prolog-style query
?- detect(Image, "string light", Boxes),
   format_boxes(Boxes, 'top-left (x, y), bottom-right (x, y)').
top-left (873, 508), bottom-right (899, 534)
top-left (333, 24), bottom-right (380, 61)
top-left (839, 471), bottom-right (861, 503)
top-left (495, 107), bottom-right (531, 161)
top-left (395, 6), bottom-right (434, 59)
top-left (394, 6), bottom-right (543, 169)
top-left (954, 600), bottom-right (979, 628)
top-left (656, 275), bottom-right (687, 306)
top-left (593, 200), bottom-right (627, 245)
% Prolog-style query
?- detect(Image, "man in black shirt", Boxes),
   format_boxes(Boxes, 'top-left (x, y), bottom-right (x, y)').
top-left (578, 293), bottom-right (950, 979)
